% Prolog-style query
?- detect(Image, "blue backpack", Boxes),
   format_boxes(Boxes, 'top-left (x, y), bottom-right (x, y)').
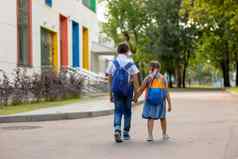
top-left (112, 60), bottom-right (134, 97)
top-left (146, 73), bottom-right (167, 106)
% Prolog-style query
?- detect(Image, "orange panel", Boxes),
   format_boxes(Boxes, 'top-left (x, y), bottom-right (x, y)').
top-left (60, 15), bottom-right (68, 68)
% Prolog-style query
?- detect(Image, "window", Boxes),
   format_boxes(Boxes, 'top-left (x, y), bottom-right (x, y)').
top-left (82, 0), bottom-right (96, 13)
top-left (17, 0), bottom-right (32, 66)
top-left (45, 0), bottom-right (52, 7)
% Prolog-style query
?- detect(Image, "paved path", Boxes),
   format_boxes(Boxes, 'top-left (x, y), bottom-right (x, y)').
top-left (0, 96), bottom-right (144, 123)
top-left (16, 96), bottom-right (113, 115)
top-left (0, 91), bottom-right (238, 159)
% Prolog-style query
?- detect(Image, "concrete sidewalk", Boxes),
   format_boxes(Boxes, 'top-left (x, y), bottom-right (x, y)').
top-left (0, 95), bottom-right (144, 123)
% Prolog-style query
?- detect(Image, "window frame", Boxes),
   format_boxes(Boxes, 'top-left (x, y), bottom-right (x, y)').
top-left (17, 0), bottom-right (32, 67)
top-left (45, 0), bottom-right (53, 7)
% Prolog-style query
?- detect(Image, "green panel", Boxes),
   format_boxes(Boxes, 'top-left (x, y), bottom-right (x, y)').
top-left (91, 0), bottom-right (96, 12)
top-left (18, 0), bottom-right (29, 66)
top-left (41, 28), bottom-right (52, 68)
top-left (82, 0), bottom-right (96, 12)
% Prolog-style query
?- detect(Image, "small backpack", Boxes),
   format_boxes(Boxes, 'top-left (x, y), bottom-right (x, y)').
top-left (146, 73), bottom-right (167, 106)
top-left (112, 60), bottom-right (134, 97)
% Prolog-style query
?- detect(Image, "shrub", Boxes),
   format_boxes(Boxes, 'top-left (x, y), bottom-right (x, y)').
top-left (0, 70), bottom-right (12, 107)
top-left (11, 68), bottom-right (32, 105)
top-left (0, 67), bottom-right (84, 106)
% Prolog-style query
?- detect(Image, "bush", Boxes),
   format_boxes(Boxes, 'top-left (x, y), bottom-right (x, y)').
top-left (0, 68), bottom-right (84, 106)
top-left (0, 70), bottom-right (12, 107)
top-left (11, 68), bottom-right (32, 105)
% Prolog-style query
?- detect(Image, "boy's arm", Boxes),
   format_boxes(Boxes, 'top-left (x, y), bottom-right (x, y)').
top-left (105, 62), bottom-right (114, 103)
top-left (134, 76), bottom-right (149, 102)
top-left (132, 73), bottom-right (140, 103)
top-left (108, 75), bottom-right (113, 103)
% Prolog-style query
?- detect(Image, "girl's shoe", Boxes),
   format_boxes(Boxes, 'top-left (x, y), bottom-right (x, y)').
top-left (162, 134), bottom-right (170, 140)
top-left (145, 136), bottom-right (154, 142)
top-left (114, 131), bottom-right (123, 143)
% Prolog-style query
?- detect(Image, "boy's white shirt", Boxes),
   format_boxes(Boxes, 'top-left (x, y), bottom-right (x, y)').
top-left (106, 54), bottom-right (139, 77)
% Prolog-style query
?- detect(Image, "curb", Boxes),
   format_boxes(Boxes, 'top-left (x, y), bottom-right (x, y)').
top-left (226, 90), bottom-right (238, 96)
top-left (0, 100), bottom-right (144, 123)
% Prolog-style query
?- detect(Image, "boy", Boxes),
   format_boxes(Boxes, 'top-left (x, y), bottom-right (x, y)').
top-left (106, 43), bottom-right (140, 143)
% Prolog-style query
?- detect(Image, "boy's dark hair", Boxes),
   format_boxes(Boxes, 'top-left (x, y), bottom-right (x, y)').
top-left (149, 61), bottom-right (161, 69)
top-left (117, 43), bottom-right (129, 54)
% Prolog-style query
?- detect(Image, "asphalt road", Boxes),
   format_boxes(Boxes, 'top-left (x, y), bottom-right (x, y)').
top-left (0, 91), bottom-right (238, 159)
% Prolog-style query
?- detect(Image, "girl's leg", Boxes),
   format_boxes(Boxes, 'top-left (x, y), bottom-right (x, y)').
top-left (160, 118), bottom-right (169, 140)
top-left (147, 119), bottom-right (154, 141)
top-left (160, 118), bottom-right (167, 135)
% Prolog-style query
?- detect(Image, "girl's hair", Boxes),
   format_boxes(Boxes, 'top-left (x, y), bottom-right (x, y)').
top-left (149, 61), bottom-right (161, 70)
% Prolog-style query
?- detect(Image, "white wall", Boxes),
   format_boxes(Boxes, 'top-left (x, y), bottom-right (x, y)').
top-left (0, 0), bottom-right (99, 74)
top-left (33, 0), bottom-right (99, 70)
top-left (0, 0), bottom-right (17, 73)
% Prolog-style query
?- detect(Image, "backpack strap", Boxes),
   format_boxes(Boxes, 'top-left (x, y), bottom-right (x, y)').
top-left (148, 72), bottom-right (159, 88)
top-left (124, 62), bottom-right (134, 71)
top-left (113, 60), bottom-right (120, 69)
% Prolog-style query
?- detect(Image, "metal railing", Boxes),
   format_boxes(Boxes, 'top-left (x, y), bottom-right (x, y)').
top-left (67, 67), bottom-right (109, 94)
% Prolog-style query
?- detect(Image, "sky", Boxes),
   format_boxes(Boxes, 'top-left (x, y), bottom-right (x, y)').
top-left (97, 1), bottom-right (107, 22)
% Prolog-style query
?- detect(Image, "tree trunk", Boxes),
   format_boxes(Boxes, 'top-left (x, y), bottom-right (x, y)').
top-left (182, 65), bottom-right (187, 88)
top-left (220, 42), bottom-right (230, 87)
top-left (236, 57), bottom-right (238, 86)
top-left (175, 66), bottom-right (182, 88)
top-left (221, 63), bottom-right (230, 87)
top-left (221, 52), bottom-right (230, 87)
top-left (168, 71), bottom-right (173, 88)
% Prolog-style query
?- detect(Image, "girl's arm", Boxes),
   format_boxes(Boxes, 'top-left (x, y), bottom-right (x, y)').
top-left (166, 93), bottom-right (172, 112)
top-left (164, 77), bottom-right (172, 112)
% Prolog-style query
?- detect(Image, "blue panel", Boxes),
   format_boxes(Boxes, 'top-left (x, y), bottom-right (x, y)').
top-left (45, 0), bottom-right (52, 7)
top-left (72, 21), bottom-right (80, 67)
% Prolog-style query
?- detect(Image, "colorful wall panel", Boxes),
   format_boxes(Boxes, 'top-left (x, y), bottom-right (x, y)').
top-left (72, 21), bottom-right (80, 68)
top-left (83, 27), bottom-right (89, 70)
top-left (17, 0), bottom-right (32, 66)
top-left (60, 15), bottom-right (68, 68)
top-left (40, 27), bottom-right (58, 71)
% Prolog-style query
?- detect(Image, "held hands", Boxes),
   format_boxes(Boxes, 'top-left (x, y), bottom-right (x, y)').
top-left (133, 91), bottom-right (139, 103)
top-left (133, 96), bottom-right (138, 103)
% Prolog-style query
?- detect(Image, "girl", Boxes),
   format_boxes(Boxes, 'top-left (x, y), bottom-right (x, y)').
top-left (136, 61), bottom-right (172, 142)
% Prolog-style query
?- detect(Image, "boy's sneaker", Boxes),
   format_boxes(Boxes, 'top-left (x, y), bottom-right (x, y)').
top-left (123, 132), bottom-right (130, 140)
top-left (162, 134), bottom-right (170, 140)
top-left (114, 131), bottom-right (123, 143)
top-left (145, 135), bottom-right (154, 142)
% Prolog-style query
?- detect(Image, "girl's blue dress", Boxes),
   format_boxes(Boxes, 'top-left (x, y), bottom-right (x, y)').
top-left (142, 100), bottom-right (166, 120)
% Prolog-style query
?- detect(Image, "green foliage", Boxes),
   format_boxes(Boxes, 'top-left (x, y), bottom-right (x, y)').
top-left (183, 0), bottom-right (238, 87)
top-left (103, 0), bottom-right (238, 87)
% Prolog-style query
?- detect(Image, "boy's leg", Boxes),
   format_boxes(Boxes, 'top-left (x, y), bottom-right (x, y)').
top-left (114, 95), bottom-right (124, 133)
top-left (114, 95), bottom-right (124, 143)
top-left (123, 96), bottom-right (132, 139)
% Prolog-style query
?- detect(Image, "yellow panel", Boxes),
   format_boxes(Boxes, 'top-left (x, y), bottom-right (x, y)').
top-left (83, 27), bottom-right (89, 70)
top-left (52, 33), bottom-right (58, 72)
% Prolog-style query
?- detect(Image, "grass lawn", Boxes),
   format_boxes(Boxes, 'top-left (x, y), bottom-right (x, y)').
top-left (227, 87), bottom-right (238, 94)
top-left (0, 98), bottom-right (81, 116)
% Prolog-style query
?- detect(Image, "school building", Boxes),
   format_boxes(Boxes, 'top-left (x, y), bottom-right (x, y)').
top-left (0, 0), bottom-right (114, 75)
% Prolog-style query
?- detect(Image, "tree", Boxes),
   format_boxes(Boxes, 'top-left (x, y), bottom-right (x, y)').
top-left (184, 0), bottom-right (238, 87)
top-left (103, 0), bottom-right (182, 88)
top-left (103, 0), bottom-right (148, 53)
